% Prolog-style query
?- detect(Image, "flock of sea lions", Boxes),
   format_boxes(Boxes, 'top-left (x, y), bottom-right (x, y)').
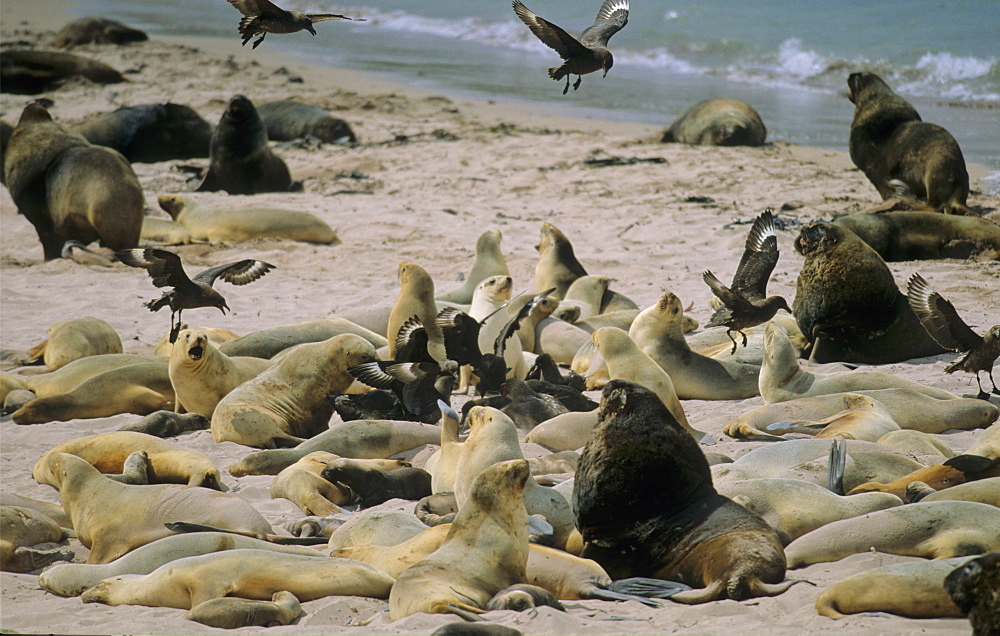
top-left (2, 3), bottom-right (1000, 635)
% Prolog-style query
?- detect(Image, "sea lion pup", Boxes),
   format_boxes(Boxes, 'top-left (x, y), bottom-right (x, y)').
top-left (0, 50), bottom-right (125, 95)
top-left (784, 501), bottom-right (1000, 568)
top-left (832, 211), bottom-right (1000, 261)
top-left (908, 273), bottom-right (1000, 400)
top-left (387, 262), bottom-right (446, 361)
top-left (168, 328), bottom-right (271, 418)
top-left (140, 216), bottom-right (193, 246)
top-left (118, 410), bottom-right (211, 438)
top-left (196, 95), bottom-right (296, 194)
top-left (437, 229), bottom-right (510, 304)
top-left (760, 321), bottom-right (956, 402)
top-left (486, 584), bottom-right (565, 612)
top-left (764, 393), bottom-right (901, 442)
top-left (661, 98), bottom-right (767, 146)
top-left (80, 548), bottom-right (393, 609)
top-left (815, 556), bottom-right (973, 619)
top-left (715, 478), bottom-right (902, 545)
top-left (0, 506), bottom-right (72, 573)
top-left (218, 317), bottom-right (386, 359)
top-left (629, 291), bottom-right (760, 400)
top-left (849, 454), bottom-right (1000, 500)
top-left (72, 104), bottom-right (211, 163)
top-left (792, 222), bottom-right (946, 364)
top-left (907, 477), bottom-right (1000, 507)
top-left (52, 17), bottom-right (147, 47)
top-left (574, 380), bottom-right (795, 603)
top-left (186, 590), bottom-right (303, 629)
top-left (945, 551), bottom-right (1000, 636)
top-left (34, 453), bottom-right (272, 563)
top-left (269, 451), bottom-right (352, 516)
top-left (228, 419), bottom-right (437, 476)
top-left (25, 316), bottom-right (123, 371)
top-left (847, 71), bottom-right (969, 215)
top-left (157, 194), bottom-right (340, 245)
top-left (320, 459), bottom-right (432, 508)
top-left (257, 99), bottom-right (357, 144)
top-left (212, 334), bottom-right (377, 448)
top-left (3, 102), bottom-right (143, 260)
top-left (37, 431), bottom-right (223, 489)
top-left (388, 459), bottom-right (531, 620)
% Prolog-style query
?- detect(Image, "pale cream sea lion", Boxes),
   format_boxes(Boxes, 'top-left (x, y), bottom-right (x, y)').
top-left (437, 229), bottom-right (510, 304)
top-left (387, 262), bottom-right (446, 360)
top-left (908, 477), bottom-right (1000, 507)
top-left (153, 325), bottom-right (239, 356)
top-left (573, 309), bottom-right (640, 334)
top-left (25, 317), bottom-right (122, 371)
top-left (0, 493), bottom-right (71, 528)
top-left (0, 505), bottom-right (71, 573)
top-left (559, 276), bottom-right (610, 320)
top-left (785, 501), bottom-right (1000, 568)
top-left (157, 195), bottom-right (339, 245)
top-left (186, 590), bottom-right (303, 629)
top-left (18, 353), bottom-right (163, 397)
top-left (326, 509), bottom-right (428, 550)
top-left (330, 523), bottom-right (450, 577)
top-left (966, 420), bottom-right (1000, 459)
top-left (469, 275), bottom-right (525, 380)
top-left (169, 328), bottom-right (272, 418)
top-left (212, 334), bottom-right (378, 448)
top-left (218, 317), bottom-right (387, 359)
top-left (535, 315), bottom-right (592, 364)
top-left (764, 393), bottom-right (901, 441)
top-left (428, 402), bottom-right (463, 493)
top-left (876, 429), bottom-right (955, 458)
top-left (661, 98), bottom-right (767, 146)
top-left (524, 409), bottom-right (598, 452)
top-left (270, 451), bottom-right (353, 516)
top-left (140, 216), bottom-right (193, 245)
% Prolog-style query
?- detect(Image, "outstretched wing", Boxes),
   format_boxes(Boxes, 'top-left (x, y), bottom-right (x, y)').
top-left (227, 0), bottom-right (284, 19)
top-left (581, 0), bottom-right (629, 47)
top-left (906, 273), bottom-right (982, 353)
top-left (731, 209), bottom-right (779, 301)
top-left (703, 270), bottom-right (754, 314)
top-left (194, 259), bottom-right (275, 287)
top-left (308, 13), bottom-right (364, 23)
top-left (513, 0), bottom-right (590, 59)
top-left (347, 361), bottom-right (401, 391)
top-left (437, 307), bottom-right (482, 366)
top-left (116, 248), bottom-right (194, 290)
top-left (495, 288), bottom-right (556, 356)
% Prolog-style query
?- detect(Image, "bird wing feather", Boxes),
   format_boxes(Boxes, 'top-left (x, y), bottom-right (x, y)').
top-left (703, 270), bottom-right (754, 314)
top-left (732, 209), bottom-right (779, 301)
top-left (513, 1), bottom-right (590, 59)
top-left (906, 273), bottom-right (982, 353)
top-left (117, 248), bottom-right (195, 290)
top-left (347, 361), bottom-right (400, 390)
top-left (581, 0), bottom-right (629, 47)
top-left (308, 14), bottom-right (361, 23)
top-left (194, 260), bottom-right (275, 287)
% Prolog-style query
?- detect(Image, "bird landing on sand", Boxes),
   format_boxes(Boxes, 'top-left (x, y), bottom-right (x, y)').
top-left (907, 272), bottom-right (1000, 400)
top-left (513, 0), bottom-right (629, 95)
top-left (703, 209), bottom-right (791, 353)
top-left (226, 0), bottom-right (365, 49)
top-left (116, 248), bottom-right (274, 343)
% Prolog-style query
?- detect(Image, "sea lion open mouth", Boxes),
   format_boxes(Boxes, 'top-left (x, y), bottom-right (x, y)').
top-left (188, 345), bottom-right (204, 361)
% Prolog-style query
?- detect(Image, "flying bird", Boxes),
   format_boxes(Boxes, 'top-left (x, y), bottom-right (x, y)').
top-left (117, 248), bottom-right (274, 343)
top-left (907, 272), bottom-right (1000, 400)
top-left (703, 209), bottom-right (791, 353)
top-left (226, 0), bottom-right (365, 49)
top-left (513, 0), bottom-right (629, 94)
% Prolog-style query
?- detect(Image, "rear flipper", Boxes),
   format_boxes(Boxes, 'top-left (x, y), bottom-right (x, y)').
top-left (164, 522), bottom-right (328, 546)
top-left (585, 577), bottom-right (695, 607)
top-left (904, 480), bottom-right (936, 503)
top-left (670, 578), bottom-right (813, 605)
top-left (826, 437), bottom-right (847, 495)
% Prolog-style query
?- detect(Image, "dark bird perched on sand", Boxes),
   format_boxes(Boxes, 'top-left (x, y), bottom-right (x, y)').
top-left (907, 272), bottom-right (1000, 400)
top-left (513, 0), bottom-right (629, 95)
top-left (116, 248), bottom-right (274, 343)
top-left (347, 360), bottom-right (457, 423)
top-left (226, 0), bottom-right (364, 49)
top-left (703, 209), bottom-right (791, 353)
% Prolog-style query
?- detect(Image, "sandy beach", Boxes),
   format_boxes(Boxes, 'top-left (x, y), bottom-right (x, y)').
top-left (2, 1), bottom-right (999, 634)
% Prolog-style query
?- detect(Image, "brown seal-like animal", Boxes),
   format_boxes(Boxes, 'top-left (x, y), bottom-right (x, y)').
top-left (25, 317), bottom-right (123, 371)
top-left (945, 551), bottom-right (1000, 636)
top-left (256, 100), bottom-right (357, 144)
top-left (832, 211), bottom-right (1000, 261)
top-left (0, 50), bottom-right (125, 95)
top-left (661, 98), bottom-right (766, 146)
top-left (574, 380), bottom-right (796, 603)
top-left (437, 229), bottom-right (511, 305)
top-left (52, 17), bottom-right (148, 47)
top-left (847, 71), bottom-right (969, 214)
top-left (792, 222), bottom-right (945, 363)
top-left (72, 103), bottom-right (212, 163)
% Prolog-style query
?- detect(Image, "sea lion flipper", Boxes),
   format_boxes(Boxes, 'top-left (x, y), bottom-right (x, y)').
top-left (827, 437), bottom-right (847, 495)
top-left (606, 577), bottom-right (692, 602)
top-left (195, 167), bottom-right (220, 192)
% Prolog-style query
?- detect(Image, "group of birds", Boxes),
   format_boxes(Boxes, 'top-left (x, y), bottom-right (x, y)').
top-left (225, 0), bottom-right (631, 94)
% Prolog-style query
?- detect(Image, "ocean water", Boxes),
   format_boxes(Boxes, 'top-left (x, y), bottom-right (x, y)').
top-left (70, 0), bottom-right (1000, 179)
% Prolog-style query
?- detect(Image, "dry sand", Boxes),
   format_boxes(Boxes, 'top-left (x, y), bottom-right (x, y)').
top-left (2, 1), bottom-right (998, 634)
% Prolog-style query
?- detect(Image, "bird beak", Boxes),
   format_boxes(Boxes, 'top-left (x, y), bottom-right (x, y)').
top-left (308, 26), bottom-right (317, 36)
top-left (219, 303), bottom-right (229, 315)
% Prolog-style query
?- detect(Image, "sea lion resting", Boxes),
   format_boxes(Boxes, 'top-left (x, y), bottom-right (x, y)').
top-left (52, 17), bottom-right (148, 47)
top-left (25, 317), bottom-right (123, 371)
top-left (157, 195), bottom-right (339, 245)
top-left (832, 211), bottom-right (1000, 261)
top-left (72, 104), bottom-right (211, 163)
top-left (0, 49), bottom-right (125, 95)
top-left (257, 100), bottom-right (357, 144)
top-left (218, 317), bottom-right (387, 359)
top-left (0, 506), bottom-right (72, 573)
top-left (661, 98), bottom-right (767, 147)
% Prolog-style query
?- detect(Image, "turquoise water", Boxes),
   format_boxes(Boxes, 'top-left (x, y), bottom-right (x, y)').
top-left (70, 0), bottom-right (1000, 178)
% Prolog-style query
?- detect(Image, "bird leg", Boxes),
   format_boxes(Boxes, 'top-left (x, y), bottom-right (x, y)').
top-left (989, 369), bottom-right (1000, 396)
top-left (725, 329), bottom-right (738, 355)
top-left (573, 76), bottom-right (582, 91)
top-left (740, 330), bottom-right (748, 348)
top-left (972, 372), bottom-right (990, 401)
top-left (252, 33), bottom-right (266, 49)
top-left (169, 310), bottom-right (183, 344)
top-left (562, 75), bottom-right (570, 95)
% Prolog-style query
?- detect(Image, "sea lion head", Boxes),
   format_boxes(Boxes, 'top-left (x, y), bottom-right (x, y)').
top-left (847, 71), bottom-right (890, 105)
top-left (656, 291), bottom-right (683, 321)
top-left (476, 275), bottom-right (513, 304)
top-left (536, 222), bottom-right (571, 253)
top-left (32, 451), bottom-right (90, 490)
top-left (157, 195), bottom-right (187, 219)
top-left (224, 95), bottom-right (257, 122)
top-left (477, 228), bottom-right (503, 252)
top-left (173, 328), bottom-right (209, 364)
top-left (468, 458), bottom-right (530, 510)
top-left (334, 333), bottom-right (379, 369)
top-left (17, 102), bottom-right (54, 126)
top-left (533, 297), bottom-right (559, 320)
top-left (794, 222), bottom-right (843, 257)
top-left (591, 326), bottom-right (634, 359)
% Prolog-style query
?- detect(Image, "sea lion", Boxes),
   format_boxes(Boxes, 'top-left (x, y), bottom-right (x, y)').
top-left (465, 275), bottom-right (526, 381)
top-left (321, 460), bottom-right (431, 508)
top-left (9, 354), bottom-right (162, 397)
top-left (118, 410), bottom-right (211, 437)
top-left (816, 556), bottom-right (972, 619)
top-left (212, 334), bottom-right (378, 448)
top-left (764, 393), bottom-right (901, 441)
top-left (270, 451), bottom-right (353, 515)
top-left (792, 222), bottom-right (946, 363)
top-left (524, 409), bottom-right (599, 452)
top-left (574, 380), bottom-right (795, 603)
top-left (388, 459), bottom-right (531, 620)
top-left (559, 276), bottom-right (610, 320)
top-left (326, 509), bottom-right (427, 550)
top-left (0, 506), bottom-right (72, 573)
top-left (629, 292), bottom-right (760, 400)
top-left (37, 430), bottom-right (223, 489)
top-left (140, 216), bottom-right (193, 245)
top-left (573, 309), bottom-right (640, 333)
top-left (256, 99), bottom-right (356, 144)
top-left (228, 419), bottom-right (436, 476)
top-left (154, 324), bottom-right (240, 357)
top-left (429, 402), bottom-right (463, 493)
top-left (661, 98), bottom-right (766, 146)
top-left (832, 211), bottom-right (1000, 261)
top-left (186, 590), bottom-right (303, 629)
top-left (907, 477), bottom-right (1000, 507)
top-left (967, 420), bottom-right (1000, 459)
top-left (169, 328), bottom-right (272, 418)
top-left (0, 493), bottom-right (71, 528)
top-left (387, 262), bottom-right (446, 361)
top-left (847, 71), bottom-right (969, 214)
top-left (157, 194), bottom-right (339, 245)
top-left (196, 95), bottom-right (297, 194)
top-left (486, 584), bottom-right (565, 612)
top-left (218, 317), bottom-right (387, 359)
top-left (33, 452), bottom-right (272, 563)
top-left (25, 316), bottom-right (122, 371)
top-left (944, 551), bottom-right (1000, 636)
top-left (534, 315), bottom-right (592, 364)
top-left (848, 454), bottom-right (1000, 500)
top-left (437, 229), bottom-right (510, 305)
top-left (72, 103), bottom-right (211, 163)
top-left (876, 429), bottom-right (954, 458)
top-left (52, 17), bottom-right (148, 47)
top-left (534, 222), bottom-right (587, 300)
top-left (80, 549), bottom-right (394, 608)
top-left (3, 103), bottom-right (143, 259)
top-left (0, 49), bottom-right (125, 94)
top-left (784, 501), bottom-right (1000, 568)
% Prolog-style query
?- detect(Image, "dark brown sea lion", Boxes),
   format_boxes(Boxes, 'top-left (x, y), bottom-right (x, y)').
top-left (847, 71), bottom-right (969, 215)
top-left (833, 211), bottom-right (1000, 261)
top-left (0, 119), bottom-right (13, 184)
top-left (197, 95), bottom-right (298, 195)
top-left (0, 49), bottom-right (126, 95)
top-left (661, 98), bottom-right (766, 146)
top-left (73, 103), bottom-right (212, 163)
top-left (945, 551), bottom-right (1000, 636)
top-left (792, 222), bottom-right (945, 364)
top-left (320, 459), bottom-right (432, 508)
top-left (573, 380), bottom-right (796, 603)
top-left (52, 17), bottom-right (148, 47)
top-left (256, 100), bottom-right (356, 144)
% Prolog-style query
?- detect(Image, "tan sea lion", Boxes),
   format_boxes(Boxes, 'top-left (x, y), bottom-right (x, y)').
top-left (0, 493), bottom-right (71, 528)
top-left (908, 477), bottom-right (1000, 507)
top-left (629, 292), bottom-right (760, 400)
top-left (0, 49), bottom-right (125, 95)
top-left (52, 17), bottom-right (147, 47)
top-left (847, 71), bottom-right (969, 215)
top-left (558, 276), bottom-right (610, 320)
top-left (437, 229), bottom-right (510, 304)
top-left (186, 590), bottom-right (303, 629)
top-left (833, 211), bottom-right (1000, 261)
top-left (387, 262), bottom-right (446, 360)
top-left (153, 325), bottom-right (239, 357)
top-left (157, 194), bottom-right (339, 245)
top-left (212, 334), bottom-right (378, 448)
top-left (72, 103), bottom-right (211, 163)
top-left (25, 317), bottom-right (123, 371)
top-left (169, 328), bottom-right (272, 418)
top-left (848, 454), bottom-right (1000, 500)
top-left (33, 452), bottom-right (272, 563)
top-left (792, 222), bottom-right (946, 363)
top-left (535, 315), bottom-right (592, 364)
top-left (468, 275), bottom-right (526, 380)
top-left (326, 509), bottom-right (428, 550)
top-left (388, 459), bottom-right (531, 620)
top-left (20, 353), bottom-right (163, 397)
top-left (428, 402), bottom-right (463, 493)
top-left (516, 295), bottom-right (557, 353)
top-left (661, 98), bottom-right (766, 146)
top-left (764, 393), bottom-right (901, 441)
top-left (876, 429), bottom-right (954, 458)
top-left (140, 216), bottom-right (193, 246)
top-left (534, 222), bottom-right (587, 300)
top-left (270, 451), bottom-right (352, 515)
top-left (0, 506), bottom-right (72, 573)
top-left (573, 309), bottom-right (640, 334)
top-left (80, 549), bottom-right (394, 607)
top-left (785, 501), bottom-right (1000, 568)
top-left (256, 100), bottom-right (357, 144)
top-left (218, 317), bottom-right (387, 359)
top-left (525, 409), bottom-right (599, 452)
